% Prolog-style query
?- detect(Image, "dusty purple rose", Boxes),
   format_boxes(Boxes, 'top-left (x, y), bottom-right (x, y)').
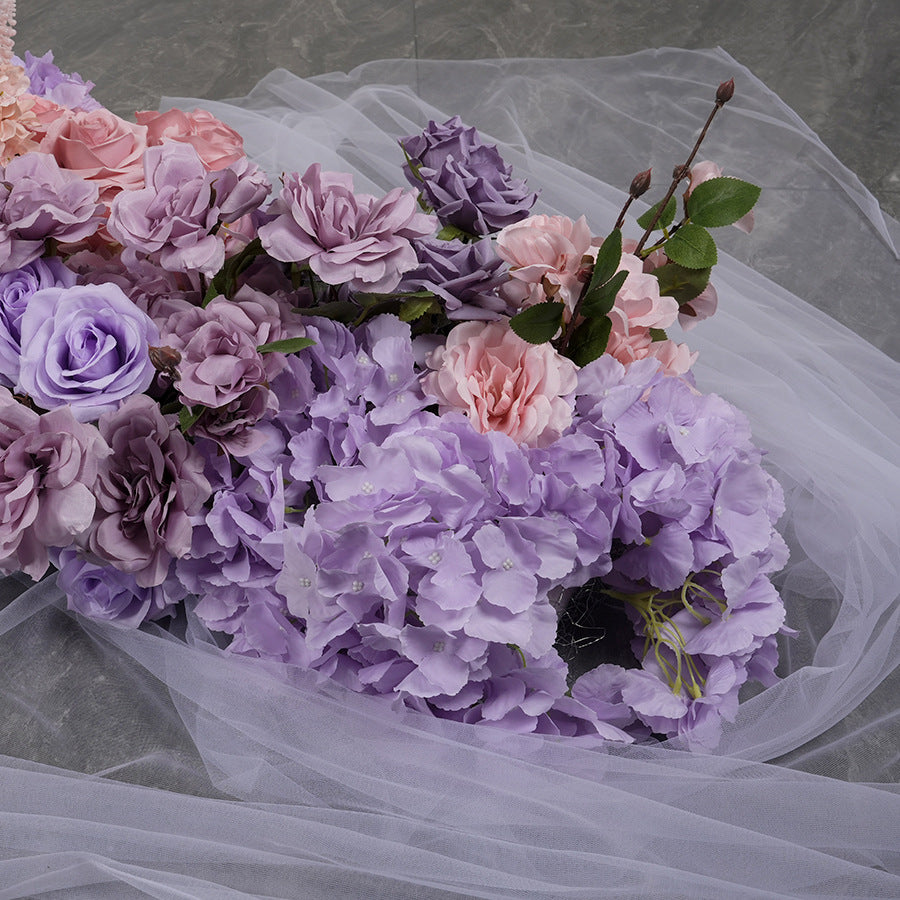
top-left (87, 394), bottom-right (211, 588)
top-left (57, 547), bottom-right (183, 628)
top-left (0, 393), bottom-right (110, 581)
top-left (14, 50), bottom-right (101, 111)
top-left (398, 237), bottom-right (511, 320)
top-left (258, 163), bottom-right (435, 292)
top-left (17, 282), bottom-right (160, 422)
top-left (400, 116), bottom-right (537, 236)
top-left (0, 153), bottom-right (104, 272)
top-left (0, 258), bottom-right (76, 387)
top-left (107, 142), bottom-right (267, 277)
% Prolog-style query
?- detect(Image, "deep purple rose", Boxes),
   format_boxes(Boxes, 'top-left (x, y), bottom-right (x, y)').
top-left (0, 153), bottom-right (104, 272)
top-left (87, 394), bottom-right (211, 588)
top-left (398, 237), bottom-right (511, 320)
top-left (0, 393), bottom-right (110, 581)
top-left (17, 282), bottom-right (160, 422)
top-left (400, 116), bottom-right (537, 236)
top-left (258, 163), bottom-right (435, 292)
top-left (0, 258), bottom-right (76, 387)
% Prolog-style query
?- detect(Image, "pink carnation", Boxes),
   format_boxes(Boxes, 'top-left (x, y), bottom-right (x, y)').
top-left (40, 107), bottom-right (147, 202)
top-left (495, 214), bottom-right (592, 316)
top-left (136, 107), bottom-right (245, 171)
top-left (422, 320), bottom-right (578, 448)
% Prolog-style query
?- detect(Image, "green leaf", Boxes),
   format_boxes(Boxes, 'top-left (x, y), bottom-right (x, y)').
top-left (398, 297), bottom-right (438, 322)
top-left (653, 263), bottom-right (711, 303)
top-left (300, 300), bottom-right (360, 320)
top-left (664, 224), bottom-right (717, 269)
top-left (588, 228), bottom-right (622, 290)
top-left (567, 315), bottom-right (612, 367)
top-left (257, 337), bottom-right (316, 355)
top-left (509, 301), bottom-right (565, 344)
top-left (436, 223), bottom-right (474, 242)
top-left (686, 177), bottom-right (760, 228)
top-left (581, 269), bottom-right (628, 319)
top-left (636, 196), bottom-right (677, 231)
top-left (648, 327), bottom-right (668, 342)
top-left (178, 405), bottom-right (202, 433)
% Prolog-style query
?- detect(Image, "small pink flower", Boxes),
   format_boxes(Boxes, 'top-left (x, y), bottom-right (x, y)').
top-left (422, 320), bottom-right (578, 448)
top-left (40, 107), bottom-right (147, 202)
top-left (609, 251), bottom-right (678, 334)
top-left (688, 161), bottom-right (754, 234)
top-left (645, 338), bottom-right (698, 376)
top-left (678, 282), bottom-right (718, 331)
top-left (495, 214), bottom-right (592, 316)
top-left (136, 107), bottom-right (246, 171)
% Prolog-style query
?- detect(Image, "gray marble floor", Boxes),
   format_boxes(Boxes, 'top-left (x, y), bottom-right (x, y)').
top-left (16, 0), bottom-right (900, 221)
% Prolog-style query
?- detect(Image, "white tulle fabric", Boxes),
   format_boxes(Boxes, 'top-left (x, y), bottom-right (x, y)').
top-left (0, 48), bottom-right (898, 899)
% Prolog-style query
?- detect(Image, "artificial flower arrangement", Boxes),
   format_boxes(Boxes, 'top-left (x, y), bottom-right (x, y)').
top-left (0, 31), bottom-right (790, 750)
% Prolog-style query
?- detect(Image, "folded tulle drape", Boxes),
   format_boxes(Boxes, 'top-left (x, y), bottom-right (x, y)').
top-left (0, 48), bottom-right (898, 899)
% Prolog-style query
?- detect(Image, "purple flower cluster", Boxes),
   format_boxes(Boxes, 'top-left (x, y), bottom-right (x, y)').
top-left (400, 116), bottom-right (537, 236)
top-left (14, 50), bottom-right (101, 111)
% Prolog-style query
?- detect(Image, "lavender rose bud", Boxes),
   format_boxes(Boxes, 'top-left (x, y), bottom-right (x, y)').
top-left (0, 153), bottom-right (103, 272)
top-left (400, 116), bottom-right (537, 236)
top-left (398, 237), bottom-right (511, 320)
top-left (0, 394), bottom-right (110, 581)
top-left (87, 394), bottom-right (211, 588)
top-left (0, 258), bottom-right (76, 387)
top-left (17, 282), bottom-right (160, 422)
top-left (258, 163), bottom-right (435, 292)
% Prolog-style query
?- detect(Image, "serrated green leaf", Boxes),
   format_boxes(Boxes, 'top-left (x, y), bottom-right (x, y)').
top-left (581, 269), bottom-right (628, 319)
top-left (687, 177), bottom-right (760, 228)
top-left (398, 297), bottom-right (437, 322)
top-left (653, 263), bottom-right (711, 303)
top-left (588, 228), bottom-right (622, 290)
top-left (436, 223), bottom-right (473, 242)
top-left (636, 196), bottom-right (677, 231)
top-left (567, 315), bottom-right (612, 367)
top-left (257, 337), bottom-right (316, 355)
top-left (509, 300), bottom-right (565, 344)
top-left (664, 224), bottom-right (717, 269)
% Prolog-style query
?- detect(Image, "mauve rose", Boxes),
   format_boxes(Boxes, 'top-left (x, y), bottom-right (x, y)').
top-left (136, 107), bottom-right (246, 171)
top-left (87, 394), bottom-right (211, 588)
top-left (0, 393), bottom-right (110, 581)
top-left (0, 257), bottom-right (76, 387)
top-left (17, 282), bottom-right (160, 422)
top-left (0, 152), bottom-right (103, 271)
top-left (495, 214), bottom-right (593, 316)
top-left (422, 320), bottom-right (578, 448)
top-left (39, 107), bottom-right (148, 202)
top-left (259, 163), bottom-right (435, 292)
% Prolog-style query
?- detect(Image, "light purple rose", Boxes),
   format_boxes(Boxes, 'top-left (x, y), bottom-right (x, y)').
top-left (0, 258), bottom-right (77, 387)
top-left (87, 394), bottom-right (211, 588)
top-left (0, 153), bottom-right (103, 272)
top-left (17, 282), bottom-right (160, 422)
top-left (400, 116), bottom-right (537, 236)
top-left (0, 393), bottom-right (110, 581)
top-left (258, 163), bottom-right (435, 292)
top-left (14, 50), bottom-right (102, 111)
top-left (107, 142), bottom-right (269, 277)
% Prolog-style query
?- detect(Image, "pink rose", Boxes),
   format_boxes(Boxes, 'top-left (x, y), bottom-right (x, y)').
top-left (688, 161), bottom-right (754, 234)
top-left (606, 328), bottom-right (697, 376)
top-left (609, 251), bottom-right (678, 334)
top-left (40, 107), bottom-right (147, 202)
top-left (422, 320), bottom-right (578, 448)
top-left (495, 214), bottom-right (592, 316)
top-left (135, 107), bottom-right (245, 171)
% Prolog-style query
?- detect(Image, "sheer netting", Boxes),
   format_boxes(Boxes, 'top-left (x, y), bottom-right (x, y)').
top-left (0, 48), bottom-right (898, 899)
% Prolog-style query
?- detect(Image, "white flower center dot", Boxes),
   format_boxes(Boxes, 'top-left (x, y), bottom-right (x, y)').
top-left (351, 580), bottom-right (364, 592)
top-left (501, 557), bottom-right (514, 571)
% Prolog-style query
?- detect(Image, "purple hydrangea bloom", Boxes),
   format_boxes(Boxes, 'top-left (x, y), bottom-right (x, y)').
top-left (14, 50), bottom-right (101, 111)
top-left (0, 153), bottom-right (104, 272)
top-left (0, 258), bottom-right (76, 388)
top-left (258, 163), bottom-right (435, 292)
top-left (16, 282), bottom-right (160, 422)
top-left (400, 116), bottom-right (537, 236)
top-left (397, 237), bottom-right (512, 320)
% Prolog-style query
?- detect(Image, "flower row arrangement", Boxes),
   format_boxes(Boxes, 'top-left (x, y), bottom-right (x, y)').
top-left (0, 37), bottom-right (789, 749)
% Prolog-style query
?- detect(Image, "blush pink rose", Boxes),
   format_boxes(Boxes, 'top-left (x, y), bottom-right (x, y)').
top-left (495, 214), bottom-right (592, 316)
top-left (135, 107), bottom-right (245, 171)
top-left (609, 251), bottom-right (678, 334)
top-left (688, 161), bottom-right (754, 234)
top-left (422, 320), bottom-right (578, 448)
top-left (606, 328), bottom-right (697, 377)
top-left (40, 107), bottom-right (147, 202)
